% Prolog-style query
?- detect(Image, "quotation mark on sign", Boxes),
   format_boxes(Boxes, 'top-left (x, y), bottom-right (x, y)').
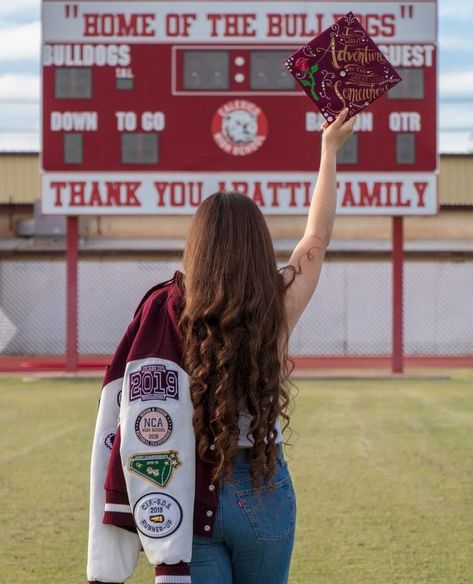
top-left (64, 4), bottom-right (79, 18)
top-left (400, 5), bottom-right (414, 19)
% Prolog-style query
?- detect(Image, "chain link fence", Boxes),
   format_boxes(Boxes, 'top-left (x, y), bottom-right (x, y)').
top-left (78, 260), bottom-right (182, 354)
top-left (0, 257), bottom-right (472, 357)
top-left (0, 260), bottom-right (66, 354)
top-left (404, 260), bottom-right (473, 355)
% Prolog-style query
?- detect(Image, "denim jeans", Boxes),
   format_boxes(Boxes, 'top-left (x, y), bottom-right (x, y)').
top-left (190, 452), bottom-right (296, 584)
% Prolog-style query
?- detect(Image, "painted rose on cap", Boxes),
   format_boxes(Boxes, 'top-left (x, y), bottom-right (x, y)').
top-left (295, 57), bottom-right (309, 71)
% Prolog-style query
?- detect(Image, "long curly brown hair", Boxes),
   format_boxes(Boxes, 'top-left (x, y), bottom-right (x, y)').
top-left (179, 192), bottom-right (294, 488)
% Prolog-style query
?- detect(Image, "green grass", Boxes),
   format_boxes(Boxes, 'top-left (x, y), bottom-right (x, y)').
top-left (1, 371), bottom-right (473, 583)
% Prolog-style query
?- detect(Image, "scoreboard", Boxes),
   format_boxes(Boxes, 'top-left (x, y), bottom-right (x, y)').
top-left (41, 1), bottom-right (438, 215)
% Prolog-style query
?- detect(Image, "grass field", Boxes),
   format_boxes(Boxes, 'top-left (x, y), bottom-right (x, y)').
top-left (1, 371), bottom-right (473, 584)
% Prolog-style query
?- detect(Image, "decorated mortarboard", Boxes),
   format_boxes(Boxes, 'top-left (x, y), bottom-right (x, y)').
top-left (283, 12), bottom-right (402, 123)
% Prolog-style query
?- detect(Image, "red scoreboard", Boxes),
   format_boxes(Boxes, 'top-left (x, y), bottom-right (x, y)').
top-left (41, 1), bottom-right (438, 215)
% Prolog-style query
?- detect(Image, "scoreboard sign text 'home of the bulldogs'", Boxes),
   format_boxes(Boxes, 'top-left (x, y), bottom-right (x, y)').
top-left (41, 1), bottom-right (438, 215)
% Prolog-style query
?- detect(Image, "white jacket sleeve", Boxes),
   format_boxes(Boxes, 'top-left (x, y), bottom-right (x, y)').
top-left (119, 356), bottom-right (196, 568)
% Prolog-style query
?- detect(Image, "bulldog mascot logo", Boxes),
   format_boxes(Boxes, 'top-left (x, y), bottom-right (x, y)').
top-left (211, 100), bottom-right (268, 156)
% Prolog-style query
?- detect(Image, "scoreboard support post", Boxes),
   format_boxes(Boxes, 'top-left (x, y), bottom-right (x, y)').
top-left (392, 216), bottom-right (404, 373)
top-left (66, 216), bottom-right (79, 372)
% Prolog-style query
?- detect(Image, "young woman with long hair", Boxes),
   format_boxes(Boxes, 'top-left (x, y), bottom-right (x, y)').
top-left (87, 108), bottom-right (355, 584)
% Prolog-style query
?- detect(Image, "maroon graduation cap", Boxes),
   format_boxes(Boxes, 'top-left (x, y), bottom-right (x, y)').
top-left (283, 12), bottom-right (402, 123)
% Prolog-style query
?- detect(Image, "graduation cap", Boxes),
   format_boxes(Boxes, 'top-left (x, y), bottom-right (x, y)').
top-left (283, 12), bottom-right (402, 123)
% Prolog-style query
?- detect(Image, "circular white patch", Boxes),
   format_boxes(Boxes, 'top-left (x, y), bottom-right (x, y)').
top-left (133, 493), bottom-right (183, 539)
top-left (135, 407), bottom-right (172, 447)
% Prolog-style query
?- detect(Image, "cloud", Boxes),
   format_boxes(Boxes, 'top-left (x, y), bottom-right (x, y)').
top-left (439, 102), bottom-right (473, 131)
top-left (0, 102), bottom-right (39, 131)
top-left (439, 131), bottom-right (473, 154)
top-left (0, 21), bottom-right (40, 62)
top-left (439, 1), bottom-right (473, 19)
top-left (439, 35), bottom-right (473, 52)
top-left (0, 1), bottom-right (40, 21)
top-left (439, 70), bottom-right (473, 98)
top-left (0, 73), bottom-right (40, 101)
top-left (0, 131), bottom-right (39, 152)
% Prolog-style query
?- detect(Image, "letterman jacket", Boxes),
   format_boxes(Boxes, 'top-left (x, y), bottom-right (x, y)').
top-left (87, 272), bottom-right (218, 584)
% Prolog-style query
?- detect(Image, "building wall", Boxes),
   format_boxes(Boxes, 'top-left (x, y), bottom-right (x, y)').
top-left (0, 154), bottom-right (40, 204)
top-left (439, 155), bottom-right (473, 206)
top-left (79, 211), bottom-right (473, 242)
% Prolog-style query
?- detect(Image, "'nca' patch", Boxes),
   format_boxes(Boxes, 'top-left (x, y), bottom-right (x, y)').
top-left (135, 407), bottom-right (173, 446)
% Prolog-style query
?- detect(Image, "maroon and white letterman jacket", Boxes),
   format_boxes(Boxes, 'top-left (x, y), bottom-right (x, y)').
top-left (87, 272), bottom-right (218, 584)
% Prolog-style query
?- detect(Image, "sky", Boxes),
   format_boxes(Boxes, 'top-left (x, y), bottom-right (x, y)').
top-left (0, 0), bottom-right (472, 153)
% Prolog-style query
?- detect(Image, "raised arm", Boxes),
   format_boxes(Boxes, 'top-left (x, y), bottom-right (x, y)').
top-left (284, 108), bottom-right (356, 335)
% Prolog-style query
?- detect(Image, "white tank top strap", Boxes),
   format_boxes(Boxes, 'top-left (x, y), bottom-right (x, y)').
top-left (237, 410), bottom-right (283, 447)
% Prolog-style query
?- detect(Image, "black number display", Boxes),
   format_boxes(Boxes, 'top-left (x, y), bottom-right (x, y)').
top-left (250, 51), bottom-right (296, 90)
top-left (55, 68), bottom-right (92, 99)
top-left (183, 51), bottom-right (229, 90)
top-left (121, 134), bottom-right (158, 164)
top-left (388, 69), bottom-right (424, 100)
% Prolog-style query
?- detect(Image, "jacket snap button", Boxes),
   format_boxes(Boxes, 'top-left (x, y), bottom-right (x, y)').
top-left (208, 484), bottom-right (215, 492)
top-left (206, 510), bottom-right (213, 517)
top-left (204, 525), bottom-right (211, 532)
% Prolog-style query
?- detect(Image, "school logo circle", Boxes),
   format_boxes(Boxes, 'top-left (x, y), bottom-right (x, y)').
top-left (135, 407), bottom-right (173, 447)
top-left (133, 492), bottom-right (183, 539)
top-left (211, 100), bottom-right (268, 156)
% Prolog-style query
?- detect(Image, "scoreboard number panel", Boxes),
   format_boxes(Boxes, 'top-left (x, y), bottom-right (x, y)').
top-left (41, 1), bottom-right (438, 215)
top-left (55, 68), bottom-right (92, 99)
top-left (183, 50), bottom-right (230, 90)
top-left (121, 133), bottom-right (159, 165)
top-left (64, 133), bottom-right (83, 164)
top-left (388, 68), bottom-right (425, 99)
top-left (249, 51), bottom-right (296, 91)
top-left (338, 135), bottom-right (359, 166)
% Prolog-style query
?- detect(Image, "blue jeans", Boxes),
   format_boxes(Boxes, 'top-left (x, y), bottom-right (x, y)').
top-left (191, 452), bottom-right (296, 584)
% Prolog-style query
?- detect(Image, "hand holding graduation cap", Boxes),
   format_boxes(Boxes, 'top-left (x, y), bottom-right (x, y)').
top-left (321, 108), bottom-right (357, 155)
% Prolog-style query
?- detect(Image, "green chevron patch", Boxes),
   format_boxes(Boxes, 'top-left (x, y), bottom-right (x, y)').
top-left (128, 451), bottom-right (181, 487)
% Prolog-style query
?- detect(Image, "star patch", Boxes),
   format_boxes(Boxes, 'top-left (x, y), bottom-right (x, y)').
top-left (128, 451), bottom-right (181, 487)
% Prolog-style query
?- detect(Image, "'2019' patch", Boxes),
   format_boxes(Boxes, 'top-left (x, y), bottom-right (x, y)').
top-left (135, 407), bottom-right (172, 446)
top-left (129, 364), bottom-right (179, 403)
top-left (133, 492), bottom-right (183, 539)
